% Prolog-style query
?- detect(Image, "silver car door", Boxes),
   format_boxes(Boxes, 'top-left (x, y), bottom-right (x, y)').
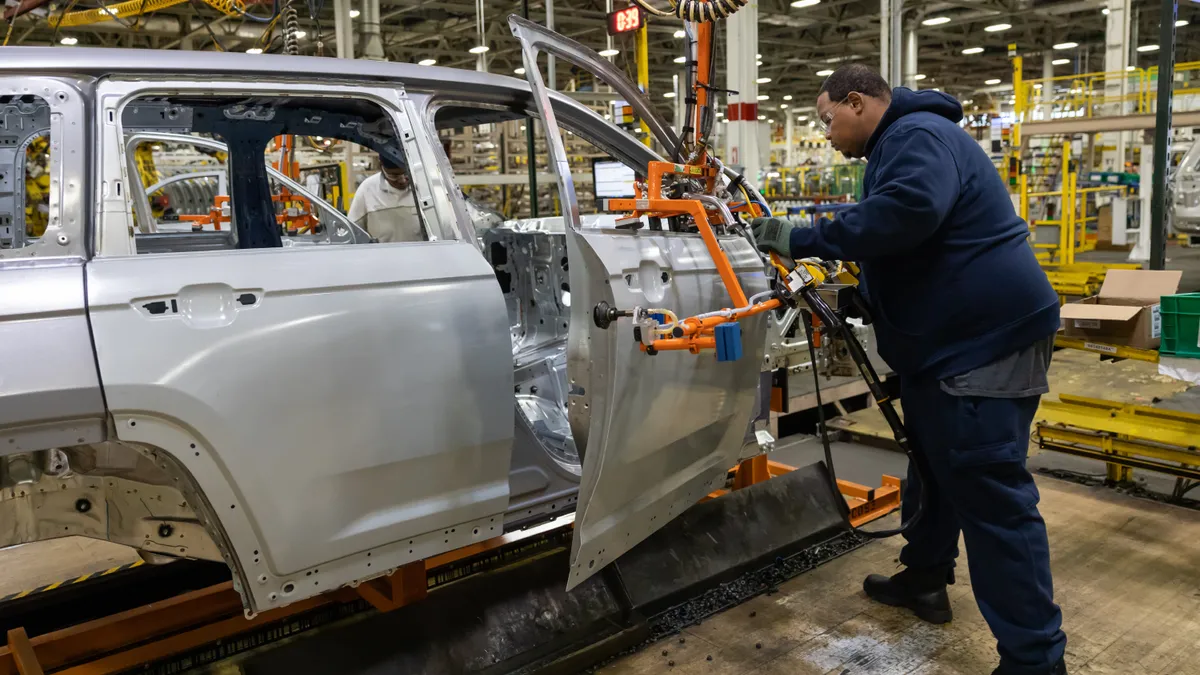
top-left (87, 77), bottom-right (514, 613)
top-left (509, 16), bottom-right (770, 590)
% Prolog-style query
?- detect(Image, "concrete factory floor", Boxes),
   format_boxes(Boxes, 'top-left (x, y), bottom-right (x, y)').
top-left (599, 476), bottom-right (1200, 675)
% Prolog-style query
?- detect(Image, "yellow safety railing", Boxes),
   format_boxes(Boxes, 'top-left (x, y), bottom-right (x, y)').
top-left (49, 0), bottom-right (244, 27)
top-left (1017, 61), bottom-right (1200, 122)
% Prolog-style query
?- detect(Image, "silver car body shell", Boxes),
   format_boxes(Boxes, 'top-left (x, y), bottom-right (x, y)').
top-left (0, 48), bottom-right (768, 611)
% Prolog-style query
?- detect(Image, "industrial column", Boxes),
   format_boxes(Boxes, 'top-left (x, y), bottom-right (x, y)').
top-left (902, 23), bottom-right (918, 89)
top-left (1148, 0), bottom-right (1178, 270)
top-left (785, 111), bottom-right (795, 167)
top-left (725, 0), bottom-right (760, 185)
top-left (880, 0), bottom-right (890, 82)
top-left (1102, 0), bottom-right (1132, 171)
top-left (1042, 50), bottom-right (1054, 120)
top-left (333, 0), bottom-right (354, 59)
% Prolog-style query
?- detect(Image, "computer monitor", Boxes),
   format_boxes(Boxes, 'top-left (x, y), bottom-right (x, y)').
top-left (592, 158), bottom-right (637, 201)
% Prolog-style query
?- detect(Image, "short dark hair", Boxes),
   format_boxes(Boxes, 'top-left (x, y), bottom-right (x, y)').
top-left (818, 64), bottom-right (891, 102)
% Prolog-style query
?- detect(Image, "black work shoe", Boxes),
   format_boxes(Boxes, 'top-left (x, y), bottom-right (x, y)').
top-left (991, 658), bottom-right (1067, 675)
top-left (862, 567), bottom-right (953, 624)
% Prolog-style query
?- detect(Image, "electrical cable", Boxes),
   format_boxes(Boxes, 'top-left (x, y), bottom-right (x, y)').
top-left (281, 3), bottom-right (298, 54)
top-left (189, 0), bottom-right (227, 50)
top-left (800, 288), bottom-right (927, 539)
top-left (234, 0), bottom-right (275, 21)
top-left (2, 16), bottom-right (14, 46)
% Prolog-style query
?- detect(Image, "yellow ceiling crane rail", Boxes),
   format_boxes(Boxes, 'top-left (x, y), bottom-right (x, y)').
top-left (50, 0), bottom-right (244, 28)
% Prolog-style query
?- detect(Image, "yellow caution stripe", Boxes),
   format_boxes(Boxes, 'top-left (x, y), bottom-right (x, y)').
top-left (0, 559), bottom-right (145, 604)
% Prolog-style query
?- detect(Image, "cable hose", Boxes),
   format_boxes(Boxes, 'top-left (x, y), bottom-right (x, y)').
top-left (282, 5), bottom-right (299, 55)
top-left (800, 289), bottom-right (927, 539)
top-left (631, 0), bottom-right (749, 21)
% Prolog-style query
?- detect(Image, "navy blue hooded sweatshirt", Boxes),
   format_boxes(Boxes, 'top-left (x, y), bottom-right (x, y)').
top-left (790, 88), bottom-right (1059, 379)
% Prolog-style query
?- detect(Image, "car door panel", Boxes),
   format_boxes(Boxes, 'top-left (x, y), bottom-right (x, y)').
top-left (508, 15), bottom-right (772, 590)
top-left (86, 241), bottom-right (514, 579)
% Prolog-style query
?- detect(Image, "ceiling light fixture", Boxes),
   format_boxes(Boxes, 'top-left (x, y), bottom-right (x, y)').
top-left (757, 94), bottom-right (770, 100)
top-left (756, 76), bottom-right (771, 83)
top-left (514, 67), bottom-right (526, 75)
top-left (783, 94), bottom-right (793, 100)
top-left (984, 23), bottom-right (1011, 32)
top-left (1126, 65), bottom-right (1135, 71)
top-left (757, 115), bottom-right (766, 120)
top-left (757, 53), bottom-right (762, 58)
top-left (816, 69), bottom-right (834, 76)
top-left (962, 47), bottom-right (984, 54)
top-left (1052, 58), bottom-right (1070, 65)
top-left (768, 118), bottom-right (775, 123)
top-left (914, 73), bottom-right (927, 80)
top-left (59, 36), bottom-right (78, 45)
top-left (469, 45), bottom-right (490, 54)
top-left (598, 48), bottom-right (619, 57)
top-left (755, 60), bottom-right (763, 67)
top-left (418, 58), bottom-right (437, 66)
top-left (1176, 19), bottom-right (1189, 27)
top-left (674, 56), bottom-right (686, 64)
top-left (1136, 44), bottom-right (1159, 52)
top-left (985, 78), bottom-right (1001, 85)
top-left (349, 8), bottom-right (360, 17)
top-left (673, 29), bottom-right (685, 38)
top-left (921, 16), bottom-right (950, 25)
top-left (797, 115), bottom-right (808, 121)
top-left (293, 30), bottom-right (306, 39)
top-left (790, 0), bottom-right (820, 7)
top-left (663, 91), bottom-right (676, 98)
top-left (1101, 7), bottom-right (1108, 14)
top-left (246, 47), bottom-right (263, 54)
top-left (780, 104), bottom-right (789, 108)
top-left (1053, 41), bottom-right (1078, 50)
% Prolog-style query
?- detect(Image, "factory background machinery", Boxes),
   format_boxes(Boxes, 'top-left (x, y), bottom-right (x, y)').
top-left (2, 0), bottom-right (1200, 673)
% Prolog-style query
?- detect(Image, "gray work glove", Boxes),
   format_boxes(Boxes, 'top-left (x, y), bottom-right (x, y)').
top-left (749, 217), bottom-right (794, 257)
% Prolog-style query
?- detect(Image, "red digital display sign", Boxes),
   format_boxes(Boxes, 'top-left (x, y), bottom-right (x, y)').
top-left (607, 6), bottom-right (642, 34)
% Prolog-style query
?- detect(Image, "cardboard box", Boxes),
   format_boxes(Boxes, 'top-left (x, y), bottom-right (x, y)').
top-left (1060, 269), bottom-right (1183, 350)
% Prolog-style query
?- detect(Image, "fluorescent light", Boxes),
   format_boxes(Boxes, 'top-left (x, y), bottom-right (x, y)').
top-left (1033, 83), bottom-right (1043, 89)
top-left (716, 111), bottom-right (723, 117)
top-left (469, 45), bottom-right (490, 54)
top-left (757, 115), bottom-right (766, 120)
top-left (598, 48), bottom-right (620, 57)
top-left (1052, 58), bottom-right (1070, 65)
top-left (962, 47), bottom-right (984, 54)
top-left (816, 69), bottom-right (834, 76)
top-left (756, 61), bottom-right (762, 67)
top-left (663, 92), bottom-right (676, 98)
top-left (293, 30), bottom-right (306, 39)
top-left (757, 53), bottom-right (762, 58)
top-left (514, 67), bottom-right (526, 75)
top-left (756, 77), bottom-right (772, 83)
top-left (246, 47), bottom-right (263, 54)
top-left (780, 104), bottom-right (789, 108)
top-left (921, 16), bottom-right (951, 25)
top-left (1136, 44), bottom-right (1159, 52)
top-left (757, 94), bottom-right (770, 100)
top-left (797, 115), bottom-right (808, 121)
top-left (783, 95), bottom-right (793, 100)
top-left (768, 118), bottom-right (775, 123)
top-left (1102, 7), bottom-right (1108, 14)
top-left (59, 36), bottom-right (78, 45)
top-left (674, 56), bottom-right (686, 64)
top-left (914, 74), bottom-right (927, 80)
top-left (673, 29), bottom-right (685, 38)
top-left (790, 0), bottom-right (820, 7)
top-left (349, 8), bottom-right (360, 17)
top-left (1126, 65), bottom-right (1136, 71)
top-left (984, 23), bottom-right (1011, 32)
top-left (418, 58), bottom-right (437, 66)
top-left (1053, 42), bottom-right (1078, 50)
top-left (985, 78), bottom-right (1001, 85)
top-left (1177, 19), bottom-right (1189, 27)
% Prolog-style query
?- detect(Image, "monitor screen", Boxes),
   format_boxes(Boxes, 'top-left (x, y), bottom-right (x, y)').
top-left (593, 159), bottom-right (637, 200)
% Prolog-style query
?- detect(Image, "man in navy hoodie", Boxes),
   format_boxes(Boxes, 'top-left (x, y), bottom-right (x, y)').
top-left (751, 64), bottom-right (1066, 675)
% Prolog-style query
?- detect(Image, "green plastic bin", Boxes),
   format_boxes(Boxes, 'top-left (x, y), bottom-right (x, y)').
top-left (1160, 292), bottom-right (1200, 358)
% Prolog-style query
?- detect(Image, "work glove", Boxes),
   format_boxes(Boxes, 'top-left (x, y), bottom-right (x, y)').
top-left (749, 217), bottom-right (794, 257)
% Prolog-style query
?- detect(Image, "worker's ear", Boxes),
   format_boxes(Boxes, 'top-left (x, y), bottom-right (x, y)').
top-left (847, 92), bottom-right (865, 114)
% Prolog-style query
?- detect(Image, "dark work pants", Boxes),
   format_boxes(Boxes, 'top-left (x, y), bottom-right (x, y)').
top-left (898, 376), bottom-right (1066, 675)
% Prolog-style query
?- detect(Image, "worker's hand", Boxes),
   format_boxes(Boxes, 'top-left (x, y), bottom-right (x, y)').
top-left (750, 217), bottom-right (795, 257)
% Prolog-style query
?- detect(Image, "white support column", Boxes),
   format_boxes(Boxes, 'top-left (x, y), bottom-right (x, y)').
top-left (333, 0), bottom-right (353, 59)
top-left (785, 112), bottom-right (795, 167)
top-left (1042, 50), bottom-right (1054, 121)
top-left (902, 25), bottom-right (918, 89)
top-left (546, 0), bottom-right (556, 89)
top-left (880, 0), bottom-right (890, 81)
top-left (725, 0), bottom-right (760, 184)
top-left (1102, 0), bottom-right (1132, 171)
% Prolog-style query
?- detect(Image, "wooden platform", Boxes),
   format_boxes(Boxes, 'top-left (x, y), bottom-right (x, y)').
top-left (598, 477), bottom-right (1200, 675)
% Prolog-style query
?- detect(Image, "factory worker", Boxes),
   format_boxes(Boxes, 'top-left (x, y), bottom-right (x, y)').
top-left (347, 153), bottom-right (424, 242)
